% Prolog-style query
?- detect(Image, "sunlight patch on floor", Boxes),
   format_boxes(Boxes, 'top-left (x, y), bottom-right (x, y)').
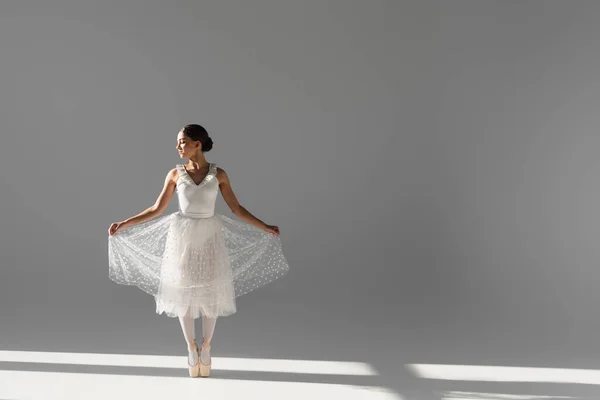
top-left (441, 390), bottom-right (574, 400)
top-left (408, 363), bottom-right (600, 385)
top-left (0, 350), bottom-right (377, 375)
top-left (0, 350), bottom-right (402, 400)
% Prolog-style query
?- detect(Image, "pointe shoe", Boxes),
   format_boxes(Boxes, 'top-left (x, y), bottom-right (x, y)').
top-left (199, 344), bottom-right (211, 377)
top-left (187, 340), bottom-right (200, 378)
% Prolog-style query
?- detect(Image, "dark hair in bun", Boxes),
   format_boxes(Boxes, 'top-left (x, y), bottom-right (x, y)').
top-left (182, 124), bottom-right (213, 152)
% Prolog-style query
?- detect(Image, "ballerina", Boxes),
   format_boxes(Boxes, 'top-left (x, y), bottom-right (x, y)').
top-left (108, 124), bottom-right (290, 377)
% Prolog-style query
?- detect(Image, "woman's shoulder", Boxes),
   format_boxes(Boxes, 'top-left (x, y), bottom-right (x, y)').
top-left (166, 165), bottom-right (182, 185)
top-left (215, 165), bottom-right (229, 184)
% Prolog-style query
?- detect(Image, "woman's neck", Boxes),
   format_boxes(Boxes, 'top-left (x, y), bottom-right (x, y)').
top-left (187, 156), bottom-right (208, 169)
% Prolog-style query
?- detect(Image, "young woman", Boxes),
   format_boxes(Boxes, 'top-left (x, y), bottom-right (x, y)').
top-left (107, 124), bottom-right (290, 378)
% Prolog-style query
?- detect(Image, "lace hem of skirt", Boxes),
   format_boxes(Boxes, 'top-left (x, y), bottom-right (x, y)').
top-left (108, 211), bottom-right (290, 317)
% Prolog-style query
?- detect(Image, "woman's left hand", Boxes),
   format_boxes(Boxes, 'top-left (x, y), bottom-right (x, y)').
top-left (263, 224), bottom-right (280, 236)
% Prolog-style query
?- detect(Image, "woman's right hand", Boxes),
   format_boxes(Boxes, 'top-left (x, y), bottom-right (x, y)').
top-left (263, 224), bottom-right (280, 236)
top-left (108, 221), bottom-right (126, 236)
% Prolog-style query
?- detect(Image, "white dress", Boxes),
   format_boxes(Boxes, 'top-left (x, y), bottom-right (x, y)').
top-left (108, 163), bottom-right (290, 319)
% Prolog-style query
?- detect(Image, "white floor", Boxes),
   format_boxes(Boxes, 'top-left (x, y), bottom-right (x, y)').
top-left (0, 350), bottom-right (401, 400)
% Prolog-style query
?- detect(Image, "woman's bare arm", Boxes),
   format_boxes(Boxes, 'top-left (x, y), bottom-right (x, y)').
top-left (121, 168), bottom-right (178, 228)
top-left (216, 167), bottom-right (269, 231)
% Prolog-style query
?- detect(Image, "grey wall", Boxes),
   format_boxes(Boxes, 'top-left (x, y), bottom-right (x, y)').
top-left (2, 0), bottom-right (600, 398)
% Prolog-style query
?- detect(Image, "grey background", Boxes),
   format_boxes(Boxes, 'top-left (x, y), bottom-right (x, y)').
top-left (1, 0), bottom-right (600, 398)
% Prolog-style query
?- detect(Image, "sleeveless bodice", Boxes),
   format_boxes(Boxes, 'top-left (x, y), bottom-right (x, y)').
top-left (175, 163), bottom-right (219, 218)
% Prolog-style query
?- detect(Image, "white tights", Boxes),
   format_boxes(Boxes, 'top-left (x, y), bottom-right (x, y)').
top-left (178, 313), bottom-right (217, 365)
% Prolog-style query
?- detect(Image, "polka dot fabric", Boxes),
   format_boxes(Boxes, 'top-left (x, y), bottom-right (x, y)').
top-left (108, 163), bottom-right (290, 319)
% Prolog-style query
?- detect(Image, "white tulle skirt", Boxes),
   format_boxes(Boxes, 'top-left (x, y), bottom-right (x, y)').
top-left (108, 211), bottom-right (290, 319)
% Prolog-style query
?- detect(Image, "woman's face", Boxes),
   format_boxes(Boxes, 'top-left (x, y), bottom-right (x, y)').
top-left (176, 131), bottom-right (200, 157)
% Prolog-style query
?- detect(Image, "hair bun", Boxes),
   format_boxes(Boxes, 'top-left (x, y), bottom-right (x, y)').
top-left (203, 136), bottom-right (213, 152)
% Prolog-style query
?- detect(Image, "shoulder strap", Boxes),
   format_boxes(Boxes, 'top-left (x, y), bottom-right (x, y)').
top-left (209, 163), bottom-right (218, 182)
top-left (175, 164), bottom-right (187, 182)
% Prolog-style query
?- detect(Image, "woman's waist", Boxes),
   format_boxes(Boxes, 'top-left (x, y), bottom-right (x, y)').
top-left (176, 210), bottom-right (215, 219)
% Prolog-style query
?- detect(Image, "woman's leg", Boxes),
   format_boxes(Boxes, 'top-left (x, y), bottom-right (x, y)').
top-left (202, 315), bottom-right (217, 343)
top-left (200, 315), bottom-right (217, 364)
top-left (178, 312), bottom-right (198, 365)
